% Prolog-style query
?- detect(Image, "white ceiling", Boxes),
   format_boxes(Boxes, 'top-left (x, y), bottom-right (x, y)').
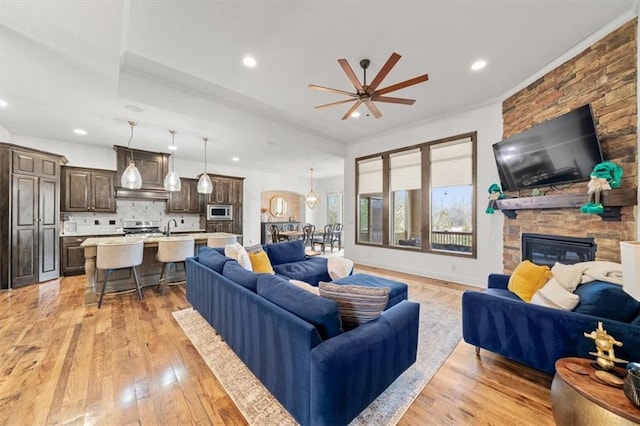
top-left (0, 1), bottom-right (636, 179)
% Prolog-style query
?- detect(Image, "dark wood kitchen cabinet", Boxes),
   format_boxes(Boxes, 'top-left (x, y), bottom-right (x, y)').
top-left (0, 143), bottom-right (66, 289)
top-left (61, 236), bottom-right (88, 276)
top-left (61, 166), bottom-right (116, 212)
top-left (114, 145), bottom-right (169, 190)
top-left (168, 178), bottom-right (201, 213)
top-left (206, 174), bottom-right (244, 205)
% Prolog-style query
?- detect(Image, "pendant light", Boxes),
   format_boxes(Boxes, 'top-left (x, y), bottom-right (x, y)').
top-left (197, 137), bottom-right (213, 194)
top-left (305, 168), bottom-right (319, 209)
top-left (120, 121), bottom-right (143, 189)
top-left (163, 130), bottom-right (182, 192)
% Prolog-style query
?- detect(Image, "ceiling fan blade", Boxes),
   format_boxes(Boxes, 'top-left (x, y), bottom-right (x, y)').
top-left (341, 100), bottom-right (362, 120)
top-left (338, 59), bottom-right (364, 92)
top-left (368, 52), bottom-right (401, 91)
top-left (308, 84), bottom-right (358, 98)
top-left (364, 99), bottom-right (382, 118)
top-left (371, 95), bottom-right (416, 105)
top-left (375, 74), bottom-right (429, 96)
top-left (314, 99), bottom-right (358, 109)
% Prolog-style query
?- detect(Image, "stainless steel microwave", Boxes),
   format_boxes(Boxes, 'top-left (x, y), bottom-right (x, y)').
top-left (207, 204), bottom-right (233, 220)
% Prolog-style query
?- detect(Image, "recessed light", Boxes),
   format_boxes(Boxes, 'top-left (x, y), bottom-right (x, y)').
top-left (243, 56), bottom-right (257, 68)
top-left (351, 111), bottom-right (361, 118)
top-left (232, 157), bottom-right (240, 162)
top-left (0, 99), bottom-right (7, 107)
top-left (168, 145), bottom-right (178, 151)
top-left (73, 129), bottom-right (87, 135)
top-left (471, 60), bottom-right (487, 71)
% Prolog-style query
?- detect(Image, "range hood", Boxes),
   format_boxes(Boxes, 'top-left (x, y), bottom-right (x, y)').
top-left (116, 187), bottom-right (170, 200)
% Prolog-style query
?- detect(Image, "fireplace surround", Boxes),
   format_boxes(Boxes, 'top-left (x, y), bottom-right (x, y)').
top-left (522, 233), bottom-right (596, 267)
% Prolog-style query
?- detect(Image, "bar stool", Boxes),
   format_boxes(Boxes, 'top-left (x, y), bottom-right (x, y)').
top-left (97, 240), bottom-right (144, 308)
top-left (156, 237), bottom-right (195, 294)
top-left (207, 236), bottom-right (237, 247)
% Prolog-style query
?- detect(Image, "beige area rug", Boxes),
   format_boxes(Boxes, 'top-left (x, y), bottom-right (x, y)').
top-left (173, 276), bottom-right (462, 426)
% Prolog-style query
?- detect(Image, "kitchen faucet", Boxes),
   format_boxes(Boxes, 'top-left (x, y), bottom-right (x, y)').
top-left (165, 219), bottom-right (178, 236)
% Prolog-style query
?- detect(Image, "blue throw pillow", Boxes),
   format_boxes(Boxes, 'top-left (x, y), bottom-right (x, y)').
top-left (264, 239), bottom-right (306, 266)
top-left (573, 281), bottom-right (640, 323)
top-left (198, 246), bottom-right (232, 274)
top-left (257, 274), bottom-right (343, 340)
top-left (222, 260), bottom-right (260, 292)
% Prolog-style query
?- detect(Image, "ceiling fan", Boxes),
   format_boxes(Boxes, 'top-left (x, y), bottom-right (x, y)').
top-left (308, 52), bottom-right (428, 120)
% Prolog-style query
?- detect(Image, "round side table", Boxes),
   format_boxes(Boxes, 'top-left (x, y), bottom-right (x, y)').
top-left (551, 357), bottom-right (640, 425)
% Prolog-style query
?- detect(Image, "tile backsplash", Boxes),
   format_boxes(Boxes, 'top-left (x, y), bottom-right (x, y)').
top-left (61, 200), bottom-right (202, 235)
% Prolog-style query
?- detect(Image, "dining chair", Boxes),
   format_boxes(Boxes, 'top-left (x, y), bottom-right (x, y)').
top-left (96, 240), bottom-right (144, 308)
top-left (302, 224), bottom-right (315, 248)
top-left (331, 223), bottom-right (343, 251)
top-left (270, 225), bottom-right (287, 244)
top-left (312, 224), bottom-right (334, 252)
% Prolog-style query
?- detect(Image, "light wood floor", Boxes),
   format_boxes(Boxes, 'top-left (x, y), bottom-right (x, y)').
top-left (0, 268), bottom-right (554, 425)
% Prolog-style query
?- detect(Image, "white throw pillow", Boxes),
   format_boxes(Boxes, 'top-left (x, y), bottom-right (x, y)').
top-left (288, 279), bottom-right (320, 295)
top-left (224, 242), bottom-right (253, 271)
top-left (551, 262), bottom-right (586, 292)
top-left (530, 278), bottom-right (580, 310)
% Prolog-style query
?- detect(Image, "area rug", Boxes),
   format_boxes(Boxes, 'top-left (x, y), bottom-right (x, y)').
top-left (173, 276), bottom-right (462, 425)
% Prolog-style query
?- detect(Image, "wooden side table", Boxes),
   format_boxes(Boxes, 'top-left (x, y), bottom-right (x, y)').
top-left (551, 357), bottom-right (640, 425)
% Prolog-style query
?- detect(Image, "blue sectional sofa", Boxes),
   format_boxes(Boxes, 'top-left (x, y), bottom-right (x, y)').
top-left (185, 242), bottom-right (420, 425)
top-left (462, 273), bottom-right (640, 374)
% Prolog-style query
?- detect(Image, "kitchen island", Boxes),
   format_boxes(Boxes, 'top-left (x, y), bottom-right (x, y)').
top-left (81, 232), bottom-right (238, 305)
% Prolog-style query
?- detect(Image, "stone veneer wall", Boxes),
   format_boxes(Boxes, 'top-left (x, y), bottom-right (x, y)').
top-left (501, 19), bottom-right (638, 273)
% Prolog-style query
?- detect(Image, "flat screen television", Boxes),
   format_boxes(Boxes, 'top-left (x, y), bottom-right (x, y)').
top-left (492, 104), bottom-right (604, 192)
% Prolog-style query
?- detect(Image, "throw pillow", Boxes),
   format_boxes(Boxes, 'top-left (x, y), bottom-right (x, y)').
top-left (245, 243), bottom-right (264, 254)
top-left (573, 281), bottom-right (640, 323)
top-left (224, 242), bottom-right (253, 271)
top-left (249, 250), bottom-right (275, 274)
top-left (319, 282), bottom-right (389, 330)
top-left (289, 279), bottom-right (320, 295)
top-left (508, 260), bottom-right (552, 302)
top-left (551, 262), bottom-right (586, 292)
top-left (530, 278), bottom-right (580, 310)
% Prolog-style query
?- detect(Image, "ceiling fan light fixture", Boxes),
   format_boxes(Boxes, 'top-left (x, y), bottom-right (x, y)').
top-left (121, 121), bottom-right (143, 189)
top-left (197, 137), bottom-right (213, 194)
top-left (163, 130), bottom-right (182, 192)
top-left (305, 168), bottom-right (319, 209)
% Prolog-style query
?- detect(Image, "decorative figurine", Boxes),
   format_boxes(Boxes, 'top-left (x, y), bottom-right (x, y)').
top-left (583, 321), bottom-right (628, 370)
top-left (580, 161), bottom-right (623, 215)
top-left (485, 183), bottom-right (505, 214)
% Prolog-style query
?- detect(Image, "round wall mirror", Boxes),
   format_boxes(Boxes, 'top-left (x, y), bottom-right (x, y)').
top-left (270, 196), bottom-right (288, 217)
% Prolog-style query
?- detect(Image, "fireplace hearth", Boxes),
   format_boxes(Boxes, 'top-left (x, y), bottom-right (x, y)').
top-left (522, 233), bottom-right (596, 267)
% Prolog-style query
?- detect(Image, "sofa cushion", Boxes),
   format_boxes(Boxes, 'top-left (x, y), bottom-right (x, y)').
top-left (257, 274), bottom-right (343, 340)
top-left (508, 260), bottom-right (552, 302)
top-left (289, 279), bottom-right (320, 295)
top-left (272, 257), bottom-right (331, 285)
top-left (483, 288), bottom-right (522, 301)
top-left (224, 242), bottom-right (252, 271)
top-left (530, 278), bottom-right (580, 311)
top-left (249, 250), bottom-right (275, 274)
top-left (199, 246), bottom-right (233, 273)
top-left (319, 282), bottom-right (390, 330)
top-left (222, 260), bottom-right (260, 292)
top-left (573, 281), bottom-right (640, 323)
top-left (264, 239), bottom-right (306, 266)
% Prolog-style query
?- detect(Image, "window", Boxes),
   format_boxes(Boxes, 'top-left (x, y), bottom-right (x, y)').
top-left (326, 192), bottom-right (343, 225)
top-left (355, 132), bottom-right (476, 257)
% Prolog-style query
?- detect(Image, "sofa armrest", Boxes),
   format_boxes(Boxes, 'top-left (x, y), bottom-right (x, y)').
top-left (309, 300), bottom-right (420, 426)
top-left (488, 273), bottom-right (510, 289)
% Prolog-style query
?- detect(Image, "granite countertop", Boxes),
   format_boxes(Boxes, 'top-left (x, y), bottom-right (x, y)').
top-left (80, 232), bottom-right (239, 247)
top-left (60, 228), bottom-right (206, 237)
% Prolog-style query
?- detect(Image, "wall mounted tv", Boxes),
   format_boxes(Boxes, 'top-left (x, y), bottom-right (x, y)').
top-left (492, 104), bottom-right (604, 192)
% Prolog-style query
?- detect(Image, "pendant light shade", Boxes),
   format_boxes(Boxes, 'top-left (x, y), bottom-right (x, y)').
top-left (305, 168), bottom-right (319, 209)
top-left (197, 137), bottom-right (213, 194)
top-left (120, 121), bottom-right (143, 189)
top-left (163, 130), bottom-right (182, 192)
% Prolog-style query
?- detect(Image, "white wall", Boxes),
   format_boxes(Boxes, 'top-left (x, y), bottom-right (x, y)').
top-left (344, 102), bottom-right (504, 288)
top-left (304, 175), bottom-right (344, 228)
top-left (0, 125), bottom-right (12, 142)
top-left (9, 134), bottom-right (310, 246)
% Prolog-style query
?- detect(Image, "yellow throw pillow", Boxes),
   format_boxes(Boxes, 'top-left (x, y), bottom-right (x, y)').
top-left (248, 250), bottom-right (275, 274)
top-left (508, 260), bottom-right (552, 302)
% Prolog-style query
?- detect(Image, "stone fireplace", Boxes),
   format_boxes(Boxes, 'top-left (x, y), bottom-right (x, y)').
top-left (522, 233), bottom-right (596, 267)
top-left (500, 19), bottom-right (637, 274)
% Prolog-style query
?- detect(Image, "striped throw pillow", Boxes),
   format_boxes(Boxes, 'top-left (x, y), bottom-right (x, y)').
top-left (319, 282), bottom-right (390, 330)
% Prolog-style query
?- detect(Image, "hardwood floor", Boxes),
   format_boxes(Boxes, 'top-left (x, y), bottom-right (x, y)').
top-left (0, 269), bottom-right (554, 425)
